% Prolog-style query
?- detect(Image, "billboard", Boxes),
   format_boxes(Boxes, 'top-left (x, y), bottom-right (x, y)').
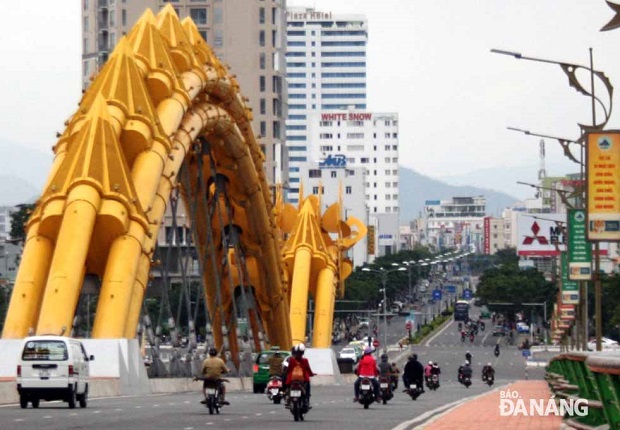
top-left (567, 209), bottom-right (592, 280)
top-left (516, 213), bottom-right (566, 256)
top-left (559, 304), bottom-right (576, 320)
top-left (483, 217), bottom-right (491, 255)
top-left (561, 253), bottom-right (579, 305)
top-left (586, 131), bottom-right (620, 241)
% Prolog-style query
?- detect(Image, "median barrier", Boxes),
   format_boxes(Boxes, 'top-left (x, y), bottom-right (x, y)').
top-left (586, 354), bottom-right (620, 429)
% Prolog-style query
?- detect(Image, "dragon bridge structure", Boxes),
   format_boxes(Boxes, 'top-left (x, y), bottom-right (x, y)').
top-left (1, 5), bottom-right (365, 368)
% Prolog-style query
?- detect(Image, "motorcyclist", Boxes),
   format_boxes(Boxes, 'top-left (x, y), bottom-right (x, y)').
top-left (353, 347), bottom-right (381, 403)
top-left (268, 350), bottom-right (285, 377)
top-left (200, 347), bottom-right (230, 405)
top-left (465, 351), bottom-right (472, 363)
top-left (377, 353), bottom-right (396, 393)
top-left (431, 362), bottom-right (441, 377)
top-left (403, 354), bottom-right (425, 392)
top-left (424, 361), bottom-right (433, 385)
top-left (482, 362), bottom-right (495, 381)
top-left (494, 343), bottom-right (500, 357)
top-left (458, 361), bottom-right (472, 384)
top-left (390, 362), bottom-right (400, 389)
top-left (285, 343), bottom-right (316, 409)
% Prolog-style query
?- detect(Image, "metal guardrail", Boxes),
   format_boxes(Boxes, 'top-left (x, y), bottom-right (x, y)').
top-left (546, 352), bottom-right (620, 429)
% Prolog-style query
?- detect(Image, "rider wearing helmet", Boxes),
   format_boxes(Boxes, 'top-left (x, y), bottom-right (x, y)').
top-left (285, 343), bottom-right (316, 408)
top-left (465, 351), bottom-right (472, 363)
top-left (424, 360), bottom-right (433, 384)
top-left (201, 347), bottom-right (231, 405)
top-left (458, 360), bottom-right (472, 383)
top-left (377, 353), bottom-right (394, 377)
top-left (482, 362), bottom-right (495, 381)
top-left (353, 347), bottom-right (381, 403)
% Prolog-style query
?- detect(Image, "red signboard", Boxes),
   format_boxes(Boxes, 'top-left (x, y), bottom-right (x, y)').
top-left (483, 217), bottom-right (491, 254)
top-left (372, 339), bottom-right (379, 347)
top-left (405, 321), bottom-right (412, 330)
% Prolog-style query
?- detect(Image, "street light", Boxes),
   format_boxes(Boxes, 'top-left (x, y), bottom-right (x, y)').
top-left (362, 266), bottom-right (406, 352)
top-left (492, 47), bottom-right (615, 352)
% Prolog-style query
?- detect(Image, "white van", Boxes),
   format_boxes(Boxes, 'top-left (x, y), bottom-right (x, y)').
top-left (16, 336), bottom-right (94, 409)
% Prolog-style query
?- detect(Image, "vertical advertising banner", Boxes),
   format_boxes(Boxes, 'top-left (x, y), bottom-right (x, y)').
top-left (561, 253), bottom-right (579, 304)
top-left (586, 131), bottom-right (620, 241)
top-left (567, 209), bottom-right (592, 280)
top-left (483, 217), bottom-right (490, 255)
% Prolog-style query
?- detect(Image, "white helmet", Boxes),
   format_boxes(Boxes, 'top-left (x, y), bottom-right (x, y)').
top-left (487, 362), bottom-right (492, 366)
top-left (294, 343), bottom-right (306, 353)
top-left (429, 361), bottom-right (433, 365)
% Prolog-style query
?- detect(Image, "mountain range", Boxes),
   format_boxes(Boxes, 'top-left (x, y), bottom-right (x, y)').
top-left (0, 140), bottom-right (522, 221)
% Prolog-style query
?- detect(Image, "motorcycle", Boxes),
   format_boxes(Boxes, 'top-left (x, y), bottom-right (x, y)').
top-left (483, 373), bottom-right (494, 387)
top-left (404, 384), bottom-right (423, 400)
top-left (266, 376), bottom-right (284, 404)
top-left (426, 374), bottom-right (440, 391)
top-left (287, 380), bottom-right (309, 422)
top-left (378, 376), bottom-right (393, 404)
top-left (202, 379), bottom-right (228, 415)
top-left (458, 322), bottom-right (462, 331)
top-left (358, 377), bottom-right (376, 409)
top-left (461, 332), bottom-right (466, 342)
top-left (469, 333), bottom-right (475, 343)
top-left (459, 374), bottom-right (472, 388)
top-left (494, 347), bottom-right (500, 357)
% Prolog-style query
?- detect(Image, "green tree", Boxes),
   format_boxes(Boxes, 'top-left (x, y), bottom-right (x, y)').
top-left (9, 203), bottom-right (35, 244)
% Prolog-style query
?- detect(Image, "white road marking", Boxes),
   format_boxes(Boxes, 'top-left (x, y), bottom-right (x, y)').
top-left (270, 410), bottom-right (276, 414)
top-left (256, 413), bottom-right (262, 416)
top-left (69, 413), bottom-right (78, 416)
top-left (135, 406), bottom-right (141, 409)
top-left (93, 410), bottom-right (101, 414)
top-left (184, 427), bottom-right (194, 430)
top-left (43, 415), bottom-right (53, 419)
top-left (114, 408), bottom-right (123, 412)
top-left (14, 418), bottom-right (25, 422)
top-left (184, 401), bottom-right (190, 404)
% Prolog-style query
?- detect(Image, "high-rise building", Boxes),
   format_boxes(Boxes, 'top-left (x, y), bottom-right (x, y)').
top-left (285, 7), bottom-right (368, 203)
top-left (81, 0), bottom-right (288, 184)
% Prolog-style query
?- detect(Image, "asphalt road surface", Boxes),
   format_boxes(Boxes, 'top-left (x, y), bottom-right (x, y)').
top-left (2, 305), bottom-right (545, 430)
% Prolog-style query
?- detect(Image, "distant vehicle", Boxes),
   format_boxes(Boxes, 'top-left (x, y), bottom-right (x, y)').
top-left (358, 318), bottom-right (370, 329)
top-left (419, 286), bottom-right (427, 293)
top-left (253, 347), bottom-right (291, 394)
top-left (479, 307), bottom-right (491, 319)
top-left (454, 300), bottom-right (470, 322)
top-left (516, 322), bottom-right (530, 334)
top-left (493, 325), bottom-right (507, 336)
top-left (338, 347), bottom-right (358, 362)
top-left (587, 337), bottom-right (619, 351)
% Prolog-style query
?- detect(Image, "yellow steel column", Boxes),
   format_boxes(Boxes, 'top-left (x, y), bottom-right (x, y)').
top-left (36, 185), bottom-right (100, 335)
top-left (289, 246), bottom-right (312, 344)
top-left (123, 253), bottom-right (150, 338)
top-left (312, 266), bottom-right (336, 348)
top-left (2, 223), bottom-right (53, 338)
top-left (91, 224), bottom-right (144, 338)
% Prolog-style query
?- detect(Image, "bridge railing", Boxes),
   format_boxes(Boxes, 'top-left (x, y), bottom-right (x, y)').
top-left (546, 351), bottom-right (620, 429)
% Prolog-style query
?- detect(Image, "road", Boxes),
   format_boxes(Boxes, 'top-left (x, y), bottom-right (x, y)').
top-left (1, 304), bottom-right (545, 430)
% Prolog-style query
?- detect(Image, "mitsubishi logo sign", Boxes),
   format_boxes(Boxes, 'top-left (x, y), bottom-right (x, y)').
top-left (517, 214), bottom-right (567, 256)
top-left (522, 221), bottom-right (549, 245)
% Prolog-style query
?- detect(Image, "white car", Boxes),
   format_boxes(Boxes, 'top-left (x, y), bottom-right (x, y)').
top-left (17, 336), bottom-right (94, 409)
top-left (338, 347), bottom-right (358, 362)
top-left (588, 337), bottom-right (619, 351)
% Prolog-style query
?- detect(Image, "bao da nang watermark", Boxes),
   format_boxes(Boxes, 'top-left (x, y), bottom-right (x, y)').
top-left (499, 389), bottom-right (588, 417)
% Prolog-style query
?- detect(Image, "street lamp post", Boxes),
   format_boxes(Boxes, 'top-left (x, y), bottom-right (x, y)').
top-left (362, 266), bottom-right (406, 352)
top-left (492, 47), bottom-right (614, 352)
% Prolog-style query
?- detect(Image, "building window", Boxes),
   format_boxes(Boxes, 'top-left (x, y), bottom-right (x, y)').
top-left (109, 12), bottom-right (116, 27)
top-left (309, 169), bottom-right (321, 178)
top-left (260, 76), bottom-right (265, 92)
top-left (346, 186), bottom-right (352, 194)
top-left (260, 53), bottom-right (266, 69)
top-left (214, 29), bottom-right (223, 46)
top-left (260, 121), bottom-right (266, 137)
top-left (360, 157), bottom-right (369, 164)
top-left (84, 0), bottom-right (88, 10)
top-left (272, 30), bottom-right (277, 48)
top-left (83, 37), bottom-right (89, 53)
top-left (214, 7), bottom-right (223, 23)
top-left (190, 8), bottom-right (207, 25)
top-left (331, 171), bottom-right (337, 178)
top-left (83, 17), bottom-right (89, 32)
top-left (259, 30), bottom-right (265, 47)
top-left (259, 7), bottom-right (265, 24)
top-left (312, 187), bottom-right (319, 194)
top-left (385, 169), bottom-right (391, 175)
top-left (386, 182), bottom-right (391, 188)
top-left (109, 32), bottom-right (116, 49)
top-left (199, 30), bottom-right (207, 41)
top-left (273, 121), bottom-right (281, 139)
top-left (122, 9), bottom-right (127, 26)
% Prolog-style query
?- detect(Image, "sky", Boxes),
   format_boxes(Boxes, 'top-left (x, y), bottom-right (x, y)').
top-left (2, 1), bottom-right (620, 194)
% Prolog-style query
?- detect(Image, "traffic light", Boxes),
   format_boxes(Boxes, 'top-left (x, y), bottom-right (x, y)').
top-left (367, 225), bottom-right (375, 255)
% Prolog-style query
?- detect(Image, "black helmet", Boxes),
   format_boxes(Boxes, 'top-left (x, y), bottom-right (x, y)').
top-left (208, 347), bottom-right (217, 356)
top-left (380, 353), bottom-right (388, 361)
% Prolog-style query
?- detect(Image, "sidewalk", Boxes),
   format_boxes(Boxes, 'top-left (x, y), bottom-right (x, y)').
top-left (420, 381), bottom-right (562, 430)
